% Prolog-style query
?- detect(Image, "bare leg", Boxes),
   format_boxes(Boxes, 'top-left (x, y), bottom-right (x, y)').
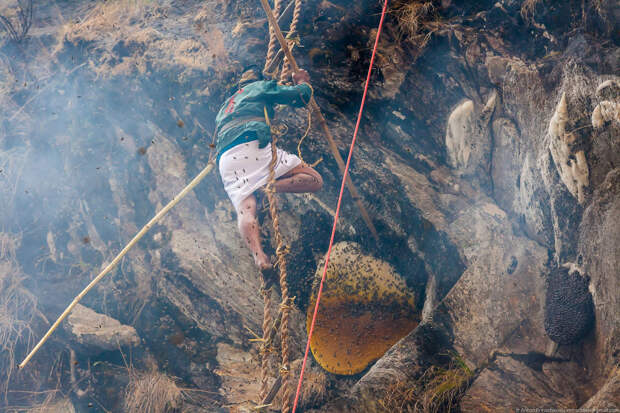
top-left (236, 165), bottom-right (322, 270)
top-left (274, 164), bottom-right (323, 193)
top-left (237, 194), bottom-right (271, 271)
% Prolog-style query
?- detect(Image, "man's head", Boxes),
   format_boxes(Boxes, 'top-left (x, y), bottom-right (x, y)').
top-left (238, 65), bottom-right (263, 88)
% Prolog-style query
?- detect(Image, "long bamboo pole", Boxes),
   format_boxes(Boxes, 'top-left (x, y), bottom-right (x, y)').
top-left (259, 0), bottom-right (379, 242)
top-left (19, 160), bottom-right (217, 369)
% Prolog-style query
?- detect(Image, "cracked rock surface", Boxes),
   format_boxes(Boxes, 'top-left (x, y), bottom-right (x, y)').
top-left (0, 0), bottom-right (617, 411)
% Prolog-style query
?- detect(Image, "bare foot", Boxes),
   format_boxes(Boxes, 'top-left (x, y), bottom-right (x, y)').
top-left (255, 253), bottom-right (272, 271)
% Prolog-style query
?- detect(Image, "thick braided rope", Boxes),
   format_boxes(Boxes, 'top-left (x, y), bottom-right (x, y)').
top-left (260, 1), bottom-right (305, 407)
top-left (279, 0), bottom-right (303, 84)
top-left (259, 283), bottom-right (274, 400)
top-left (264, 131), bottom-right (293, 413)
top-left (264, 0), bottom-right (283, 76)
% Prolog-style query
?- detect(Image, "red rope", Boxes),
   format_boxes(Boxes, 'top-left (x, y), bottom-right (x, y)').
top-left (291, 1), bottom-right (389, 410)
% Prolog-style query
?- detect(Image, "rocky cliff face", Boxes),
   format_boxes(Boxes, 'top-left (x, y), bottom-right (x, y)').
top-left (0, 0), bottom-right (618, 412)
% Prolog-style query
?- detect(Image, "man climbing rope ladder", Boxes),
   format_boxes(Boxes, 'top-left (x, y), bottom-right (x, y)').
top-left (215, 65), bottom-right (323, 270)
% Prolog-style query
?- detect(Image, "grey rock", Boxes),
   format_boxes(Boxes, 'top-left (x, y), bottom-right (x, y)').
top-left (461, 355), bottom-right (586, 411)
top-left (578, 169), bottom-right (620, 378)
top-left (1, 1), bottom-right (618, 411)
top-left (33, 398), bottom-right (76, 413)
top-left (491, 116), bottom-right (522, 215)
top-left (486, 55), bottom-right (515, 86)
top-left (519, 153), bottom-right (554, 247)
top-left (316, 197), bottom-right (548, 412)
top-left (64, 304), bottom-right (140, 354)
top-left (580, 368), bottom-right (620, 410)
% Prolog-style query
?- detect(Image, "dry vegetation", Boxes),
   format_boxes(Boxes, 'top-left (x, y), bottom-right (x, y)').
top-left (390, 0), bottom-right (438, 49)
top-left (521, 0), bottom-right (611, 30)
top-left (520, 0), bottom-right (541, 23)
top-left (0, 0), bottom-right (33, 43)
top-left (0, 148), bottom-right (29, 223)
top-left (57, 0), bottom-right (231, 78)
top-left (298, 365), bottom-right (328, 407)
top-left (0, 148), bottom-right (62, 413)
top-left (275, 360), bottom-right (328, 410)
top-left (0, 55), bottom-right (17, 97)
top-left (124, 370), bottom-right (184, 413)
top-left (392, 0), bottom-right (435, 37)
top-left (379, 352), bottom-right (473, 413)
top-left (393, 0), bottom-right (612, 43)
top-left (22, 394), bottom-right (69, 413)
top-left (0, 233), bottom-right (38, 403)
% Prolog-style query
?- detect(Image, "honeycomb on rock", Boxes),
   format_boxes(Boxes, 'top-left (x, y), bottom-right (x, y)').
top-left (307, 242), bottom-right (419, 375)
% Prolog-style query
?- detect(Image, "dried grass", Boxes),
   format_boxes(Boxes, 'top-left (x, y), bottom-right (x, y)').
top-left (379, 352), bottom-right (473, 413)
top-left (25, 393), bottom-right (68, 413)
top-left (393, 1), bottom-right (435, 38)
top-left (0, 0), bottom-right (33, 43)
top-left (520, 0), bottom-right (541, 24)
top-left (389, 0), bottom-right (440, 55)
top-left (0, 54), bottom-right (17, 98)
top-left (0, 147), bottom-right (28, 223)
top-left (300, 366), bottom-right (328, 406)
top-left (0, 230), bottom-right (61, 411)
top-left (57, 0), bottom-right (230, 78)
top-left (0, 233), bottom-right (37, 403)
top-left (124, 370), bottom-right (183, 413)
top-left (279, 360), bottom-right (328, 410)
top-left (501, 58), bottom-right (548, 151)
top-left (414, 360), bottom-right (472, 413)
top-left (522, 0), bottom-right (611, 29)
top-left (592, 0), bottom-right (606, 17)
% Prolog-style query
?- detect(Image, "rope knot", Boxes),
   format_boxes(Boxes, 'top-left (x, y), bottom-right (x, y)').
top-left (280, 296), bottom-right (296, 309)
top-left (260, 345), bottom-right (275, 356)
top-left (260, 284), bottom-right (273, 294)
top-left (270, 123), bottom-right (288, 136)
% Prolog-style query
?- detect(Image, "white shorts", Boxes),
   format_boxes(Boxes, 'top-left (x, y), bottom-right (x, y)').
top-left (218, 140), bottom-right (302, 211)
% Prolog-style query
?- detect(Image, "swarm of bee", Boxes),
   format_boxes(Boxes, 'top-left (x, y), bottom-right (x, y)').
top-left (307, 242), bottom-right (419, 375)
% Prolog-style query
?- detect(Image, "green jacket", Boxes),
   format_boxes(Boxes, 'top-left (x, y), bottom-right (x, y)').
top-left (215, 80), bottom-right (312, 160)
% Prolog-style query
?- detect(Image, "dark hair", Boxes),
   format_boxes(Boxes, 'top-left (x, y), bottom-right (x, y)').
top-left (238, 65), bottom-right (263, 87)
top-left (241, 64), bottom-right (262, 77)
